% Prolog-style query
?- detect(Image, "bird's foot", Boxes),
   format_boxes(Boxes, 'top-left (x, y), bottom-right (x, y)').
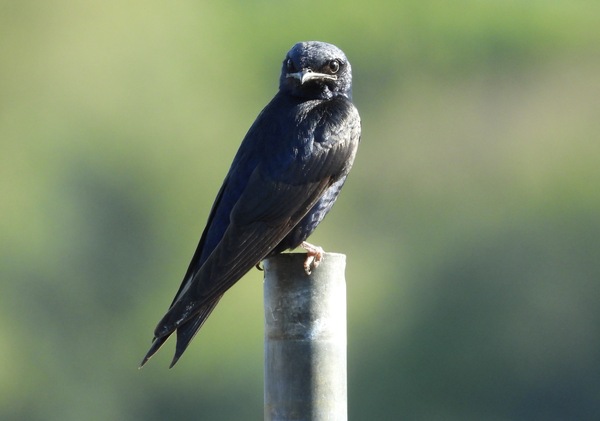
top-left (301, 241), bottom-right (324, 275)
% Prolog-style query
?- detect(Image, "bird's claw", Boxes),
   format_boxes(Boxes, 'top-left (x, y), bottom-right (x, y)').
top-left (301, 241), bottom-right (324, 275)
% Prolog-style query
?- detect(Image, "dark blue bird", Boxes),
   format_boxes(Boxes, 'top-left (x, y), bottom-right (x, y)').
top-left (141, 41), bottom-right (361, 368)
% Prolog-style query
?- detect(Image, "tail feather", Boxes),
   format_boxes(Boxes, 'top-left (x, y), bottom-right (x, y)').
top-left (139, 335), bottom-right (169, 368)
top-left (170, 296), bottom-right (222, 367)
top-left (139, 295), bottom-right (223, 368)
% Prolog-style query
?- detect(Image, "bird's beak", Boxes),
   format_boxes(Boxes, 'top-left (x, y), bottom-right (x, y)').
top-left (286, 69), bottom-right (337, 85)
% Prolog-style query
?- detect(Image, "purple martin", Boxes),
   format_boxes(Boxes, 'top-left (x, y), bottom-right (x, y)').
top-left (141, 41), bottom-right (361, 368)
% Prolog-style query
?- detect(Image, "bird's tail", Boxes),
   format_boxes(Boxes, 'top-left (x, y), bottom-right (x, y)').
top-left (139, 295), bottom-right (222, 368)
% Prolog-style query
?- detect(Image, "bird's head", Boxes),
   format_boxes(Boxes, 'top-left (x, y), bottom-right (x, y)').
top-left (279, 41), bottom-right (353, 100)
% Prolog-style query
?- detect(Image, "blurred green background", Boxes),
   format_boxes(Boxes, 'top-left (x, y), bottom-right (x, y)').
top-left (2, 0), bottom-right (599, 420)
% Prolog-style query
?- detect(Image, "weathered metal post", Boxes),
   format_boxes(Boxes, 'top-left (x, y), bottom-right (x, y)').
top-left (263, 252), bottom-right (347, 421)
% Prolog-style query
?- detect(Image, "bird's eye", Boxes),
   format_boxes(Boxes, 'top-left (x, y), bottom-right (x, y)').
top-left (286, 58), bottom-right (296, 73)
top-left (328, 59), bottom-right (341, 74)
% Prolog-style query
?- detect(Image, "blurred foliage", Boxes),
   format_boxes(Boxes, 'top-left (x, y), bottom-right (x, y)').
top-left (1, 0), bottom-right (600, 420)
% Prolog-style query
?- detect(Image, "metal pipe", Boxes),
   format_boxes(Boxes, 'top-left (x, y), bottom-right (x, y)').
top-left (263, 252), bottom-right (347, 421)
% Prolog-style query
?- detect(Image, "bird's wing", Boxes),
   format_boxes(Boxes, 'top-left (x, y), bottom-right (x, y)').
top-left (153, 111), bottom-right (358, 339)
top-left (143, 97), bottom-right (360, 368)
top-left (140, 142), bottom-right (258, 368)
top-left (140, 168), bottom-right (330, 366)
top-left (153, 170), bottom-right (333, 337)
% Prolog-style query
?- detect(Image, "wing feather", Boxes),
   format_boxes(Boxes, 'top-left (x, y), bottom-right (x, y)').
top-left (145, 94), bottom-right (360, 363)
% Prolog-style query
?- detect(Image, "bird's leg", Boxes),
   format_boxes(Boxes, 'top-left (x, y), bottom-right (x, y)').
top-left (301, 241), bottom-right (324, 275)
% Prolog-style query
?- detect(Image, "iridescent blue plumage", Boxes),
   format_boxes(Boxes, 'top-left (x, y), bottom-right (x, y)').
top-left (141, 41), bottom-right (361, 367)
